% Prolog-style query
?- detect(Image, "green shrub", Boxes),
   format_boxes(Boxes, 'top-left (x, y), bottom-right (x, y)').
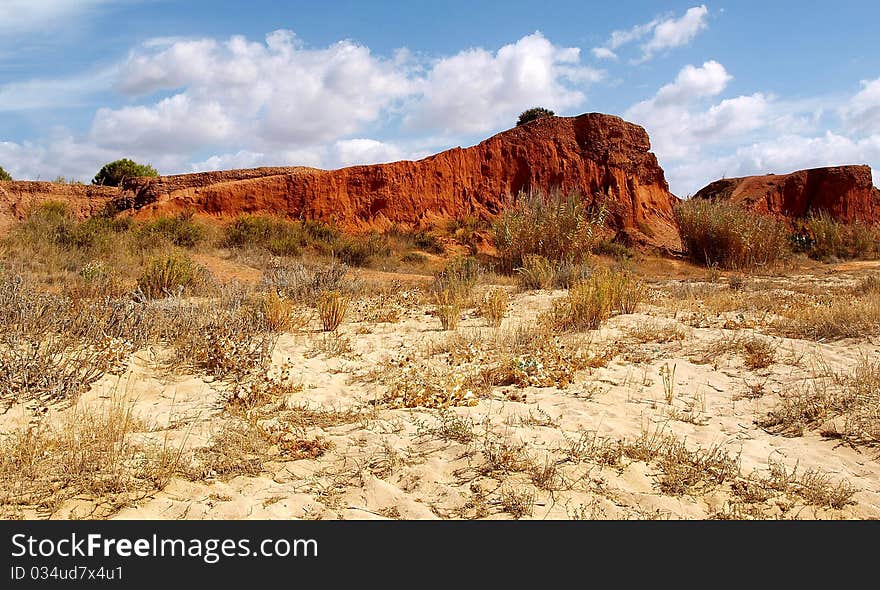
top-left (413, 230), bottom-right (445, 254)
top-left (137, 213), bottom-right (205, 249)
top-left (92, 159), bottom-right (158, 186)
top-left (493, 190), bottom-right (606, 273)
top-left (137, 253), bottom-right (200, 299)
top-left (221, 215), bottom-right (303, 256)
top-left (595, 239), bottom-right (636, 261)
top-left (675, 199), bottom-right (790, 270)
top-left (0, 166), bottom-right (11, 181)
top-left (517, 107), bottom-right (555, 126)
top-left (333, 232), bottom-right (390, 267)
top-left (797, 213), bottom-right (879, 261)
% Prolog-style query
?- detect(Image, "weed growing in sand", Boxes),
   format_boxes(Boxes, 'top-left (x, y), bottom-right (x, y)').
top-left (0, 401), bottom-right (186, 518)
top-left (317, 291), bottom-right (348, 332)
top-left (549, 268), bottom-right (644, 331)
top-left (431, 256), bottom-right (481, 302)
top-left (498, 486), bottom-right (535, 519)
top-left (660, 363), bottom-right (676, 404)
top-left (742, 337), bottom-right (776, 369)
top-left (415, 410), bottom-right (477, 443)
top-left (758, 357), bottom-right (880, 446)
top-left (432, 290), bottom-right (462, 331)
top-left (480, 287), bottom-right (509, 327)
top-left (263, 261), bottom-right (351, 304)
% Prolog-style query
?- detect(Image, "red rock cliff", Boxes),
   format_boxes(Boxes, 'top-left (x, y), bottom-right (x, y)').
top-left (0, 181), bottom-right (117, 231)
top-left (693, 165), bottom-right (880, 224)
top-left (123, 113), bottom-right (682, 251)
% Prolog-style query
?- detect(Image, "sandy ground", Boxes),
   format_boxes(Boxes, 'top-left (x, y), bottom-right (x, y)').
top-left (2, 260), bottom-right (879, 520)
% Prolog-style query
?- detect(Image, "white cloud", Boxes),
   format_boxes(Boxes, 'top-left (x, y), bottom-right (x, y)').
top-left (406, 33), bottom-right (601, 134)
top-left (103, 30), bottom-right (416, 152)
top-left (332, 139), bottom-right (405, 168)
top-left (91, 94), bottom-right (235, 153)
top-left (626, 63), bottom-right (880, 195)
top-left (0, 0), bottom-right (122, 35)
top-left (840, 78), bottom-right (880, 136)
top-left (667, 132), bottom-right (880, 197)
top-left (591, 47), bottom-right (617, 60)
top-left (593, 5), bottom-right (709, 63)
top-left (641, 5), bottom-right (709, 61)
top-left (625, 61), bottom-right (768, 159)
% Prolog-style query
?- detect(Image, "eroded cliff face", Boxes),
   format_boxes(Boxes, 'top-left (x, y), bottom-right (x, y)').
top-left (0, 182), bottom-right (117, 231)
top-left (693, 165), bottom-right (880, 224)
top-left (122, 114), bottom-right (683, 251)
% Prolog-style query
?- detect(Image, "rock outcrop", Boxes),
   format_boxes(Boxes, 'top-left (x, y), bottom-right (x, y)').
top-left (693, 165), bottom-right (880, 224)
top-left (0, 181), bottom-right (117, 231)
top-left (122, 113), bottom-right (682, 251)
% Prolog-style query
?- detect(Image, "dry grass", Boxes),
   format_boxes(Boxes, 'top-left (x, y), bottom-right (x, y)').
top-left (317, 290), bottom-right (348, 332)
top-left (516, 254), bottom-right (555, 291)
top-left (549, 268), bottom-right (645, 331)
top-left (432, 290), bottom-right (462, 331)
top-left (0, 401), bottom-right (186, 518)
top-left (773, 295), bottom-right (880, 341)
top-left (758, 357), bottom-right (880, 446)
top-left (480, 287), bottom-right (509, 327)
top-left (675, 199), bottom-right (790, 270)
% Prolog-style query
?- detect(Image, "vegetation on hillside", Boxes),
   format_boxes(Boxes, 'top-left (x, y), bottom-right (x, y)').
top-left (92, 158), bottom-right (159, 186)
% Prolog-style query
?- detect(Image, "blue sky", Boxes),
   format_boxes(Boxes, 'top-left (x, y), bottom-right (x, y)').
top-left (1, 1), bottom-right (878, 195)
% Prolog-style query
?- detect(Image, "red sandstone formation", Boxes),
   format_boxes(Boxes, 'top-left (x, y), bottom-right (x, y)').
top-left (122, 113), bottom-right (683, 251)
top-left (0, 181), bottom-right (117, 231)
top-left (693, 165), bottom-right (880, 224)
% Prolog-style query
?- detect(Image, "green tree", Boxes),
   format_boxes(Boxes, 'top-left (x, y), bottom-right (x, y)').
top-left (0, 166), bottom-right (11, 181)
top-left (92, 158), bottom-right (159, 186)
top-left (516, 107), bottom-right (555, 126)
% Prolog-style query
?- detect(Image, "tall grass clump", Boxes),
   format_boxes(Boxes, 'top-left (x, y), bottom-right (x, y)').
top-left (796, 213), bottom-right (879, 261)
top-left (431, 256), bottom-right (481, 302)
top-left (136, 253), bottom-right (204, 299)
top-left (549, 268), bottom-right (645, 331)
top-left (675, 199), bottom-right (790, 270)
top-left (493, 190), bottom-right (607, 273)
top-left (317, 291), bottom-right (348, 332)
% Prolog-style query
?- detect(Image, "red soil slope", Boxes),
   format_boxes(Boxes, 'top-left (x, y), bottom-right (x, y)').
top-left (693, 165), bottom-right (880, 224)
top-left (0, 182), bottom-right (117, 231)
top-left (121, 113), bottom-right (682, 251)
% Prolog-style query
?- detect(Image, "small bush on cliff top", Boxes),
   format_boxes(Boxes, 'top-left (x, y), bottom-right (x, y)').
top-left (517, 107), bottom-right (555, 126)
top-left (92, 158), bottom-right (158, 187)
top-left (0, 166), bottom-right (11, 181)
top-left (675, 199), bottom-right (790, 271)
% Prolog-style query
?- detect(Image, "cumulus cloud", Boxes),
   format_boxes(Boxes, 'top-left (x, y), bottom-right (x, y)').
top-left (626, 61), bottom-right (768, 159)
top-left (406, 33), bottom-right (601, 134)
top-left (593, 5), bottom-right (709, 63)
top-left (107, 30), bottom-right (415, 151)
top-left (1, 29), bottom-right (603, 180)
top-left (626, 63), bottom-right (880, 195)
top-left (840, 78), bottom-right (880, 136)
